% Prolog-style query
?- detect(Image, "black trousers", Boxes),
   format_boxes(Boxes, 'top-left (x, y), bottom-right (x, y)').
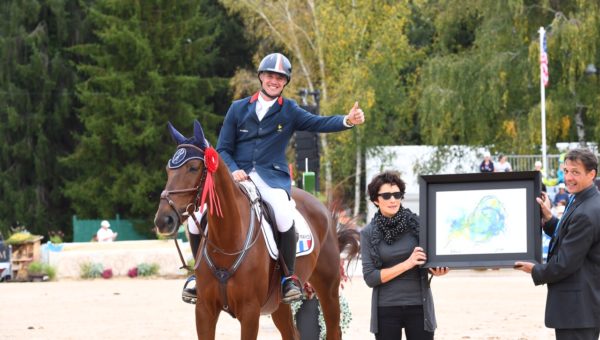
top-left (555, 327), bottom-right (600, 340)
top-left (376, 306), bottom-right (433, 340)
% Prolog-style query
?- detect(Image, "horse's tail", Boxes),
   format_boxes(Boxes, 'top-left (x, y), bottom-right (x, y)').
top-left (332, 208), bottom-right (361, 270)
top-left (337, 225), bottom-right (360, 264)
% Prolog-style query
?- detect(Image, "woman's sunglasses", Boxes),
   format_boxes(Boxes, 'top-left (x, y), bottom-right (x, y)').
top-left (377, 192), bottom-right (403, 200)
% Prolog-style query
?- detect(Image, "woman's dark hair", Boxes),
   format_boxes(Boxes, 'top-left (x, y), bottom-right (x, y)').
top-left (367, 171), bottom-right (406, 202)
top-left (565, 148), bottom-right (598, 175)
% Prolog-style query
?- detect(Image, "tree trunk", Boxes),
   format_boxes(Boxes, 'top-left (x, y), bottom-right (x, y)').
top-left (353, 143), bottom-right (362, 217)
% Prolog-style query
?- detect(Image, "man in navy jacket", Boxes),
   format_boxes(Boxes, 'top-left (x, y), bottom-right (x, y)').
top-left (515, 148), bottom-right (600, 340)
top-left (199, 52), bottom-right (365, 303)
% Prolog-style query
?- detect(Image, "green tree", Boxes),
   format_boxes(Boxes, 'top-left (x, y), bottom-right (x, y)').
top-left (62, 0), bottom-right (228, 222)
top-left (318, 1), bottom-right (416, 214)
top-left (537, 3), bottom-right (600, 149)
top-left (220, 0), bottom-right (416, 214)
top-left (0, 0), bottom-right (86, 238)
top-left (417, 1), bottom-right (600, 155)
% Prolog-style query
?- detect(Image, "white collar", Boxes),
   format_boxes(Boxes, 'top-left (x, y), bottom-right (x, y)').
top-left (258, 93), bottom-right (277, 107)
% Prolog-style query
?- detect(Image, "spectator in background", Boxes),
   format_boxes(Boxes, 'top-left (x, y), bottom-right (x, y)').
top-left (552, 199), bottom-right (567, 219)
top-left (96, 220), bottom-right (117, 242)
top-left (495, 154), bottom-right (512, 172)
top-left (479, 152), bottom-right (494, 172)
top-left (553, 183), bottom-right (569, 205)
top-left (557, 161), bottom-right (565, 184)
top-left (534, 160), bottom-right (548, 191)
top-left (534, 161), bottom-right (547, 176)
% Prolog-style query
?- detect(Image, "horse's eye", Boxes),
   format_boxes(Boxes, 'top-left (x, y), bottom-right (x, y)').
top-left (189, 166), bottom-right (199, 172)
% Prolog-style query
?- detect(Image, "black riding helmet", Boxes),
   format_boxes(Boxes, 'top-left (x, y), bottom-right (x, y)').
top-left (257, 53), bottom-right (292, 83)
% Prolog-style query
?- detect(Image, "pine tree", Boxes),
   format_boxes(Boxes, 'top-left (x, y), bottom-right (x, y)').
top-left (0, 0), bottom-right (85, 238)
top-left (62, 0), bottom-right (229, 222)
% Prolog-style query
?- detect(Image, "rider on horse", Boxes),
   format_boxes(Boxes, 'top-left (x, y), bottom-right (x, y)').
top-left (182, 52), bottom-right (365, 304)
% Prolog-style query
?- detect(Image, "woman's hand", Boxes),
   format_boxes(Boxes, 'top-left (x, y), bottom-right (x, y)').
top-left (428, 267), bottom-right (449, 276)
top-left (406, 246), bottom-right (427, 268)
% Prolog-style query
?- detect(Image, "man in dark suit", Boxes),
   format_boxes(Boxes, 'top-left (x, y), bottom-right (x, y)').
top-left (182, 52), bottom-right (365, 304)
top-left (515, 148), bottom-right (600, 340)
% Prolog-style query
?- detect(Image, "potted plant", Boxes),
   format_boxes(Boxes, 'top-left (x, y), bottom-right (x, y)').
top-left (80, 262), bottom-right (104, 279)
top-left (47, 230), bottom-right (65, 252)
top-left (27, 261), bottom-right (56, 282)
top-left (292, 294), bottom-right (352, 340)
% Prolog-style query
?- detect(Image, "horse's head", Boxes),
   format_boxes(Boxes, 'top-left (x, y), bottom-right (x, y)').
top-left (154, 120), bottom-right (212, 236)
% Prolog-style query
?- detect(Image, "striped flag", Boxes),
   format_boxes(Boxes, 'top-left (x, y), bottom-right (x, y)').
top-left (540, 31), bottom-right (549, 87)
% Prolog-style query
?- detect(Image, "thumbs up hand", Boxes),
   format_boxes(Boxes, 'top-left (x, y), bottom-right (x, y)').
top-left (345, 101), bottom-right (365, 126)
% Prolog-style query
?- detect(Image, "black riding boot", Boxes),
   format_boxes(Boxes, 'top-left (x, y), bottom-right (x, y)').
top-left (182, 232), bottom-right (201, 304)
top-left (280, 224), bottom-right (302, 303)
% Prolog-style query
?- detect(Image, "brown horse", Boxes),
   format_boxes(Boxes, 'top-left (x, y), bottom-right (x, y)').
top-left (154, 121), bottom-right (360, 340)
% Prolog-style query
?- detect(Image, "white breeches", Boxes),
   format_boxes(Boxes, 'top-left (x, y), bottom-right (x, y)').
top-left (187, 170), bottom-right (294, 235)
top-left (187, 209), bottom-right (203, 235)
top-left (249, 170), bottom-right (294, 232)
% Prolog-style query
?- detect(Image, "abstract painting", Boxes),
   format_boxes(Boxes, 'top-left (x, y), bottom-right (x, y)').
top-left (435, 188), bottom-right (527, 255)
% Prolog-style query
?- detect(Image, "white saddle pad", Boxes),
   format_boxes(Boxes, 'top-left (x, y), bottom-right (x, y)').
top-left (187, 182), bottom-right (315, 260)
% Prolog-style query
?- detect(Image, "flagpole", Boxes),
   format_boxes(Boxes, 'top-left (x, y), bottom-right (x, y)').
top-left (539, 27), bottom-right (548, 175)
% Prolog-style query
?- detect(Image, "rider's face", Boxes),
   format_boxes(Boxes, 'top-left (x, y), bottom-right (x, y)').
top-left (259, 72), bottom-right (287, 97)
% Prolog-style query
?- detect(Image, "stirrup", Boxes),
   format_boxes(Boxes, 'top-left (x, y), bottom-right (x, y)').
top-left (182, 275), bottom-right (197, 305)
top-left (281, 275), bottom-right (303, 304)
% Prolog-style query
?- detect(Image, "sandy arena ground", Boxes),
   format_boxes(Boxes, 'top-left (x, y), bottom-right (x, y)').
top-left (0, 268), bottom-right (555, 340)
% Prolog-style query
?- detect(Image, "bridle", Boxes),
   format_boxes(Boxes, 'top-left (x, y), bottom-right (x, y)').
top-left (158, 144), bottom-right (208, 269)
top-left (159, 174), bottom-right (206, 231)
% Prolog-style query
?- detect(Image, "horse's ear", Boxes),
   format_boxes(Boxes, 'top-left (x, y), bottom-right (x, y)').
top-left (167, 121), bottom-right (187, 145)
top-left (193, 120), bottom-right (208, 149)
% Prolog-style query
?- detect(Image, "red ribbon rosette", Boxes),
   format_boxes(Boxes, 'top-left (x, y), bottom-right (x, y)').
top-left (204, 147), bottom-right (219, 173)
top-left (199, 147), bottom-right (223, 217)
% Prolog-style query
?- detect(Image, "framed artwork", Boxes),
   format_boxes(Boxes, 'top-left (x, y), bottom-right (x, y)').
top-left (419, 171), bottom-right (542, 269)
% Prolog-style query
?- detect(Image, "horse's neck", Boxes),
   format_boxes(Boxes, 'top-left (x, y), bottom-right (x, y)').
top-left (205, 162), bottom-right (248, 245)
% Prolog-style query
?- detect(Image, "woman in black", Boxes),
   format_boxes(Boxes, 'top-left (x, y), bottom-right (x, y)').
top-left (361, 171), bottom-right (449, 340)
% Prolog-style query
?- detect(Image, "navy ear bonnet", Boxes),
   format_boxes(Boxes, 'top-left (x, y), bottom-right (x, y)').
top-left (167, 120), bottom-right (209, 169)
top-left (168, 145), bottom-right (205, 169)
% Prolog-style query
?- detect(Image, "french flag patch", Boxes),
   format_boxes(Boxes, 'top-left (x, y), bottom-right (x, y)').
top-left (296, 235), bottom-right (313, 254)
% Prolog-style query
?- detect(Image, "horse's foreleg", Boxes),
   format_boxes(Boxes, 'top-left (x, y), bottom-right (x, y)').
top-left (237, 306), bottom-right (262, 340)
top-left (271, 303), bottom-right (299, 340)
top-left (195, 301), bottom-right (219, 340)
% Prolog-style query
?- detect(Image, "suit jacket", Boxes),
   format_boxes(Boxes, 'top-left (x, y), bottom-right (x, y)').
top-left (532, 184), bottom-right (600, 329)
top-left (217, 92), bottom-right (350, 195)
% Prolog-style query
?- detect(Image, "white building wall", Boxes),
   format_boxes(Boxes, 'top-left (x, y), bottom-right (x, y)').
top-left (365, 145), bottom-right (486, 221)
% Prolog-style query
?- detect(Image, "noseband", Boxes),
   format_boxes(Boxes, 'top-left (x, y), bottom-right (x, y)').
top-left (159, 171), bottom-right (206, 233)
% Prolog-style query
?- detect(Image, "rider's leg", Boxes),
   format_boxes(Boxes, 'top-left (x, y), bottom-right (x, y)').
top-left (182, 212), bottom-right (203, 304)
top-left (280, 223), bottom-right (302, 303)
top-left (249, 171), bottom-right (302, 303)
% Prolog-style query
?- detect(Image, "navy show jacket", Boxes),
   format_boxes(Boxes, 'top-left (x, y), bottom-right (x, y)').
top-left (216, 92), bottom-right (351, 195)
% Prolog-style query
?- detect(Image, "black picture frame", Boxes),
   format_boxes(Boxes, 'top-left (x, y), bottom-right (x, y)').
top-left (419, 171), bottom-right (542, 269)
